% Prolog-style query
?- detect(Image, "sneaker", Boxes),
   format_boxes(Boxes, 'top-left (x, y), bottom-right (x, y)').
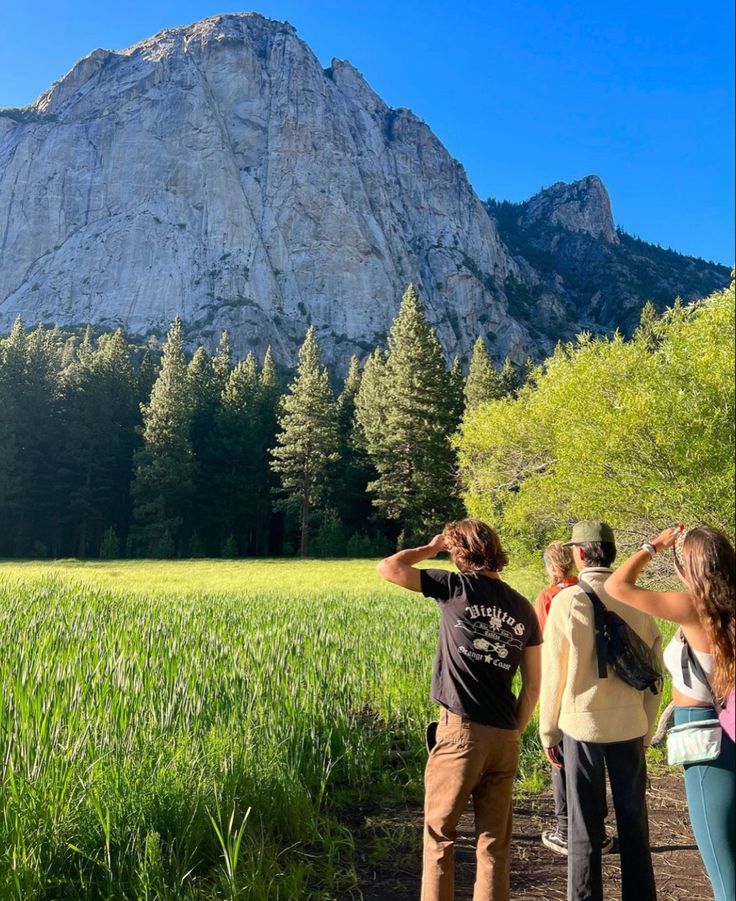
top-left (542, 830), bottom-right (568, 856)
top-left (542, 831), bottom-right (615, 857)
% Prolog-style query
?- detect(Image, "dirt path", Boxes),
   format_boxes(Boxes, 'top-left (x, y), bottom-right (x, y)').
top-left (358, 774), bottom-right (711, 900)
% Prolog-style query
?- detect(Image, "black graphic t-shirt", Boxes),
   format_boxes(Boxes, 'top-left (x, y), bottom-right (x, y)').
top-left (421, 569), bottom-right (543, 729)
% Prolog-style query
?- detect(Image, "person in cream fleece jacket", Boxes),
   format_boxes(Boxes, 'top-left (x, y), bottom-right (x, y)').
top-left (539, 521), bottom-right (662, 901)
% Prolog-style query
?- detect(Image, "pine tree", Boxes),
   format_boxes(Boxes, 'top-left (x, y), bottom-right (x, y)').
top-left (500, 355), bottom-right (518, 397)
top-left (99, 527), bottom-right (121, 559)
top-left (61, 329), bottom-right (139, 556)
top-left (448, 356), bottom-right (466, 429)
top-left (1, 321), bottom-right (65, 555)
top-left (270, 328), bottom-right (339, 557)
top-left (209, 354), bottom-right (261, 553)
top-left (356, 284), bottom-right (462, 543)
top-left (212, 330), bottom-right (232, 391)
top-left (0, 319), bottom-right (25, 553)
top-left (131, 318), bottom-right (194, 556)
top-left (465, 337), bottom-right (506, 409)
top-left (326, 356), bottom-right (377, 538)
top-left (187, 346), bottom-right (221, 551)
top-left (137, 347), bottom-right (157, 405)
top-left (354, 348), bottom-right (388, 452)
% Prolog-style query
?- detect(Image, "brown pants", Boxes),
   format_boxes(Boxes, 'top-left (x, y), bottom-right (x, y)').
top-left (421, 710), bottom-right (520, 901)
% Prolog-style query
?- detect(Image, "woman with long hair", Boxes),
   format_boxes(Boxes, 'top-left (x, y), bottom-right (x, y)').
top-left (606, 526), bottom-right (735, 901)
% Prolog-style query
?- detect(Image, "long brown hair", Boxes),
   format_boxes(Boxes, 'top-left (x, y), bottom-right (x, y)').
top-left (680, 527), bottom-right (736, 702)
top-left (442, 519), bottom-right (509, 573)
top-left (543, 541), bottom-right (574, 585)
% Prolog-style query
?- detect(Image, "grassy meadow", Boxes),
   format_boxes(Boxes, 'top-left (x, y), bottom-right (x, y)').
top-left (0, 559), bottom-right (673, 899)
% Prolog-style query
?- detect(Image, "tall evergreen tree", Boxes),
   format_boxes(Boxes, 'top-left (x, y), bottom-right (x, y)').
top-left (354, 348), bottom-right (388, 453)
top-left (187, 346), bottom-right (222, 550)
top-left (257, 346), bottom-right (283, 555)
top-left (0, 318), bottom-right (26, 553)
top-left (500, 355), bottom-right (519, 397)
top-left (356, 284), bottom-right (462, 544)
top-left (60, 329), bottom-right (139, 556)
top-left (2, 322), bottom-right (65, 555)
top-left (465, 337), bottom-right (506, 409)
top-left (131, 318), bottom-right (194, 556)
top-left (212, 330), bottom-right (232, 391)
top-left (270, 328), bottom-right (339, 556)
top-left (327, 356), bottom-right (377, 541)
top-left (209, 354), bottom-right (262, 554)
top-left (449, 356), bottom-right (466, 430)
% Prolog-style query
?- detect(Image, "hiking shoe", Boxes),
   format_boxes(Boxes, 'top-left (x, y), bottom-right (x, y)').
top-left (542, 830), bottom-right (568, 856)
top-left (601, 834), bottom-right (615, 855)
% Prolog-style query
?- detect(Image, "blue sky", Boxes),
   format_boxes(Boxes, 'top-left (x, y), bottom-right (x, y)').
top-left (1, 1), bottom-right (733, 263)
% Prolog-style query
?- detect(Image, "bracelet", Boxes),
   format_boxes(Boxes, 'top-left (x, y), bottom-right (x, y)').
top-left (640, 543), bottom-right (657, 558)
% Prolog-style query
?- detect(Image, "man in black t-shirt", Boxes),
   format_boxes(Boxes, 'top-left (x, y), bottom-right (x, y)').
top-left (377, 518), bottom-right (542, 901)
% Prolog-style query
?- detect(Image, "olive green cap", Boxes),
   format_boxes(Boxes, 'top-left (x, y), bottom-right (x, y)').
top-left (564, 520), bottom-right (615, 545)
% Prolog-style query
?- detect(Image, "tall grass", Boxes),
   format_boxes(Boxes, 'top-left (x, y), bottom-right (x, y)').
top-left (0, 560), bottom-right (542, 898)
top-left (0, 560), bottom-right (670, 898)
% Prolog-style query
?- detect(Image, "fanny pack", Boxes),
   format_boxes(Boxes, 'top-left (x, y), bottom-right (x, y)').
top-left (666, 633), bottom-right (723, 765)
top-left (578, 580), bottom-right (662, 693)
top-left (666, 718), bottom-right (722, 765)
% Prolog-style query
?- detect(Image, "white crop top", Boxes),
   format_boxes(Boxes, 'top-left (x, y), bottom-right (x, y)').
top-left (663, 630), bottom-right (714, 703)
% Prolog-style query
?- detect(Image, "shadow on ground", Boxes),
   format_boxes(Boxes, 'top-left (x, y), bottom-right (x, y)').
top-left (358, 774), bottom-right (711, 901)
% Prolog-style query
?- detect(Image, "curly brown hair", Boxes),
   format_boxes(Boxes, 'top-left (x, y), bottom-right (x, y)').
top-left (680, 527), bottom-right (736, 703)
top-left (442, 518), bottom-right (509, 573)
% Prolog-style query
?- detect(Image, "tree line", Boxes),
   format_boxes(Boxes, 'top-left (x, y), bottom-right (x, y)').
top-left (0, 285), bottom-right (521, 559)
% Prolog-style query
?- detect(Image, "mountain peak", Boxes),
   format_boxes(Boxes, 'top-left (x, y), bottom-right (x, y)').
top-left (520, 175), bottom-right (618, 243)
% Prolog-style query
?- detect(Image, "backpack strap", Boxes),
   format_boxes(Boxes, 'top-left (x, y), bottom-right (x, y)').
top-left (578, 579), bottom-right (609, 680)
top-left (680, 632), bottom-right (722, 712)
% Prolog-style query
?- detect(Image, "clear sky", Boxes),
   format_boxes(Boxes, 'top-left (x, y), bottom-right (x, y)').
top-left (1, 0), bottom-right (733, 264)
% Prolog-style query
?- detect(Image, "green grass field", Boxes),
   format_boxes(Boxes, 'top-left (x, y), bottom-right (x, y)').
top-left (0, 560), bottom-right (672, 900)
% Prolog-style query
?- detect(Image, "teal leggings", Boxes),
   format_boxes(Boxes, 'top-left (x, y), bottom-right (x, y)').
top-left (674, 706), bottom-right (735, 901)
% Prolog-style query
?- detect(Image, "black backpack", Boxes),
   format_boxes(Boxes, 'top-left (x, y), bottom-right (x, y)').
top-left (578, 579), bottom-right (662, 694)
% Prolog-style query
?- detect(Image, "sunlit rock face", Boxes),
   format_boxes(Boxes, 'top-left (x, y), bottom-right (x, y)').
top-left (0, 14), bottom-right (728, 368)
top-left (0, 13), bottom-right (531, 367)
top-left (519, 176), bottom-right (619, 244)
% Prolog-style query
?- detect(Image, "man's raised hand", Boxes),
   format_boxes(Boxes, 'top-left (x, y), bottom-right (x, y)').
top-left (427, 533), bottom-right (447, 557)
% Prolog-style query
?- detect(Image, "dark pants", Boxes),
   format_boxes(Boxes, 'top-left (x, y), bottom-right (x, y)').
top-left (563, 733), bottom-right (656, 901)
top-left (552, 757), bottom-right (568, 839)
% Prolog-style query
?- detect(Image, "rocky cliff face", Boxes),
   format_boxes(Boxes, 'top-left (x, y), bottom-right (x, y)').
top-left (518, 176), bottom-right (619, 244)
top-left (486, 177), bottom-right (729, 343)
top-left (0, 13), bottom-right (729, 368)
top-left (0, 13), bottom-right (530, 368)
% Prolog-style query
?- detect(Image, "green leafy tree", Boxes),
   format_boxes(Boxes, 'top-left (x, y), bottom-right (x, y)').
top-left (457, 283), bottom-right (736, 553)
top-left (270, 328), bottom-right (339, 557)
top-left (635, 300), bottom-right (663, 351)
